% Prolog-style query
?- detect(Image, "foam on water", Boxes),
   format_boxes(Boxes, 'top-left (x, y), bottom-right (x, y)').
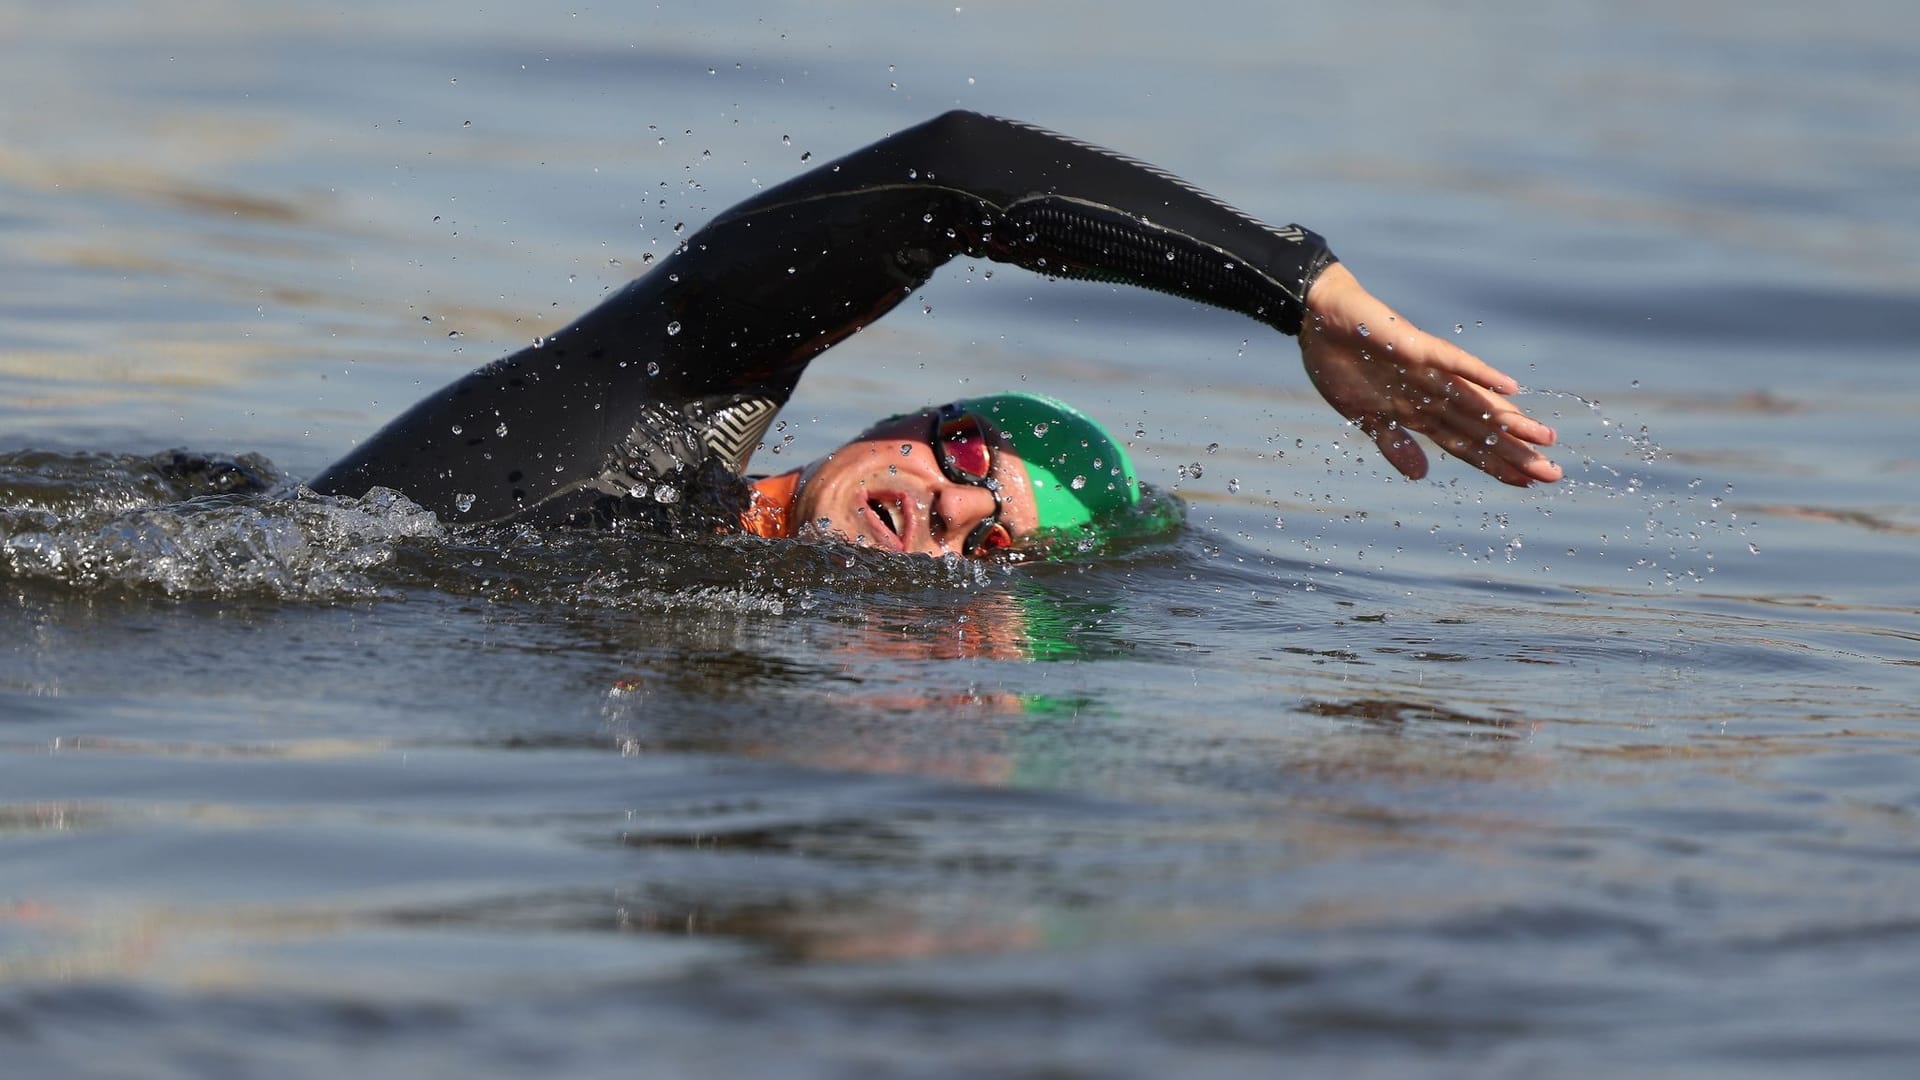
top-left (1, 450), bottom-right (443, 599)
top-left (0, 448), bottom-right (1022, 611)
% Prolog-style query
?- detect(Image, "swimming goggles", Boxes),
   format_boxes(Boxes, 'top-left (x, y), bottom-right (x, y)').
top-left (930, 404), bottom-right (1014, 558)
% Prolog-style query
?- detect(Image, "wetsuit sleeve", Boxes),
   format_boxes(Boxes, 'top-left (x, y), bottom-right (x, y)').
top-left (309, 111), bottom-right (1334, 522)
top-left (708, 109), bottom-right (1338, 337)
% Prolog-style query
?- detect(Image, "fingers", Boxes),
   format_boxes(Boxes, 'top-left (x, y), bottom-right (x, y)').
top-left (1451, 430), bottom-right (1562, 486)
top-left (1433, 380), bottom-right (1557, 450)
top-left (1370, 424), bottom-right (1429, 481)
top-left (1400, 326), bottom-right (1519, 395)
top-left (1400, 336), bottom-right (1561, 483)
top-left (1368, 413), bottom-right (1549, 487)
top-left (1428, 407), bottom-right (1562, 485)
top-left (1389, 376), bottom-right (1562, 487)
top-left (1303, 287), bottom-right (1564, 486)
top-left (1496, 408), bottom-right (1557, 449)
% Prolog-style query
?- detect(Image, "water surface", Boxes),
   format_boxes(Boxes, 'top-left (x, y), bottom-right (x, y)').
top-left (4, 3), bottom-right (1919, 1076)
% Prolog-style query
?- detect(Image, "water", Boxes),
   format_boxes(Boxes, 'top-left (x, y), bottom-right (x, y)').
top-left (4, 2), bottom-right (1919, 1076)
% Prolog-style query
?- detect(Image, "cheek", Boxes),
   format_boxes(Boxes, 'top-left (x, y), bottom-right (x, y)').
top-left (794, 454), bottom-right (870, 522)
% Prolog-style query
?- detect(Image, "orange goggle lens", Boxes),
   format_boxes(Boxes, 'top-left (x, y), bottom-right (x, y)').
top-left (936, 414), bottom-right (994, 480)
top-left (932, 406), bottom-right (1010, 559)
top-left (972, 521), bottom-right (1013, 553)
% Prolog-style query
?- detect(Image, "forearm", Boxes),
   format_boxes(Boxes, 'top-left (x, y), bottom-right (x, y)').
top-left (713, 110), bottom-right (1338, 336)
top-left (314, 112), bottom-right (1340, 518)
top-left (555, 109), bottom-right (1339, 405)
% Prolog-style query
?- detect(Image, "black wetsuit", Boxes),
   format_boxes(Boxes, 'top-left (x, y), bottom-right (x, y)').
top-left (310, 111), bottom-right (1337, 528)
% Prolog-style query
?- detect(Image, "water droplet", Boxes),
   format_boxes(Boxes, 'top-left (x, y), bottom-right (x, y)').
top-left (1032, 422), bottom-right (1050, 437)
top-left (495, 422), bottom-right (509, 437)
top-left (1187, 463), bottom-right (1204, 478)
top-left (654, 486), bottom-right (680, 504)
top-left (900, 443), bottom-right (913, 456)
top-left (1164, 250), bottom-right (1176, 261)
top-left (1206, 442), bottom-right (1220, 454)
top-left (450, 424), bottom-right (463, 435)
top-left (1069, 475), bottom-right (1087, 490)
top-left (646, 361), bottom-right (661, 376)
top-left (1630, 379), bottom-right (1641, 388)
top-left (666, 321), bottom-right (682, 336)
top-left (1484, 434), bottom-right (1498, 445)
top-left (1747, 543), bottom-right (1759, 555)
top-left (1227, 478), bottom-right (1241, 494)
top-left (1453, 323), bottom-right (1465, 334)
top-left (1356, 323), bottom-right (1371, 337)
top-left (454, 493), bottom-right (475, 513)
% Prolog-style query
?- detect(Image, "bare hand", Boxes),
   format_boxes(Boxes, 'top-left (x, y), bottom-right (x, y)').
top-left (1298, 263), bottom-right (1561, 487)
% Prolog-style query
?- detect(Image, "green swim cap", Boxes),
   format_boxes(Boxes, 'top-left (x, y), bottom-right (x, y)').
top-left (955, 392), bottom-right (1140, 540)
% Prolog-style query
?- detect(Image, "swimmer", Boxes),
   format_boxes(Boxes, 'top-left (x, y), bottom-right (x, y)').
top-left (311, 111), bottom-right (1561, 557)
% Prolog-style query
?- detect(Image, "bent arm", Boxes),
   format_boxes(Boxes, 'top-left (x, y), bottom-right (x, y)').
top-left (702, 110), bottom-right (1338, 339)
top-left (311, 111), bottom-right (1339, 520)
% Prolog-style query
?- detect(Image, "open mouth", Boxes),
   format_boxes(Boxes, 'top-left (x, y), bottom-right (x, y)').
top-left (868, 498), bottom-right (900, 541)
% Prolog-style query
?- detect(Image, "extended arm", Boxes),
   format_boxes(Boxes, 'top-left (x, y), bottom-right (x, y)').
top-left (312, 110), bottom-right (1551, 523)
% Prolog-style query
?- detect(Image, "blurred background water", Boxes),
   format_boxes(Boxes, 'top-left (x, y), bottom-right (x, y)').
top-left (3, 2), bottom-right (1918, 1076)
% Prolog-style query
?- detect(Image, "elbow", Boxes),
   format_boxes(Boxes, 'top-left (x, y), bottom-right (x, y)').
top-left (921, 108), bottom-right (997, 142)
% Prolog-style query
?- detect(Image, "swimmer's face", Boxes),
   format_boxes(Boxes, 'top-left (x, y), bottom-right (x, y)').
top-left (793, 409), bottom-right (1040, 557)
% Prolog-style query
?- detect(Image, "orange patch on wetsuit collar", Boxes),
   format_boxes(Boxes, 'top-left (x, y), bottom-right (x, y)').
top-left (740, 470), bottom-right (801, 538)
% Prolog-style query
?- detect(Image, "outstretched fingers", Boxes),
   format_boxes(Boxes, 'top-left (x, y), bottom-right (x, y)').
top-left (1437, 427), bottom-right (1561, 486)
top-left (1394, 340), bottom-right (1561, 486)
top-left (1427, 389), bottom-right (1563, 485)
top-left (1416, 333), bottom-right (1520, 395)
top-left (1299, 264), bottom-right (1564, 487)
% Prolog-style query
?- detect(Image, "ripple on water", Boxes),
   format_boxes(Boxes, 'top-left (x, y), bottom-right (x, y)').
top-left (0, 448), bottom-right (1015, 608)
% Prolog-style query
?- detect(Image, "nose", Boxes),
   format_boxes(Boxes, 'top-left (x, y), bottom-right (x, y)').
top-left (931, 481), bottom-right (998, 546)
